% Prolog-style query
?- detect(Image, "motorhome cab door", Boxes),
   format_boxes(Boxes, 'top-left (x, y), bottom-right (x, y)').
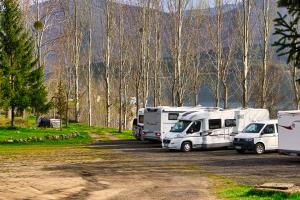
top-left (186, 120), bottom-right (202, 147)
top-left (259, 124), bottom-right (278, 150)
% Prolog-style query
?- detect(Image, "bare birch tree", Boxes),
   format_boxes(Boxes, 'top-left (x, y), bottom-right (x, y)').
top-left (118, 3), bottom-right (125, 132)
top-left (105, 0), bottom-right (112, 126)
top-left (242, 0), bottom-right (251, 108)
top-left (73, 0), bottom-right (80, 122)
top-left (153, 0), bottom-right (163, 107)
top-left (87, 2), bottom-right (93, 126)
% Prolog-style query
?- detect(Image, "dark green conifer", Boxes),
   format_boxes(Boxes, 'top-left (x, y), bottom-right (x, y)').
top-left (274, 0), bottom-right (300, 67)
top-left (0, 0), bottom-right (50, 127)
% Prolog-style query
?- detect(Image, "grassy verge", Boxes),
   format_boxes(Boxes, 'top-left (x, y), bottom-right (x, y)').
top-left (0, 123), bottom-right (92, 145)
top-left (210, 174), bottom-right (300, 200)
top-left (0, 116), bottom-right (133, 146)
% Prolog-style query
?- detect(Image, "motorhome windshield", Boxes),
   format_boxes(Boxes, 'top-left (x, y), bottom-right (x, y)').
top-left (243, 123), bottom-right (264, 133)
top-left (170, 120), bottom-right (191, 133)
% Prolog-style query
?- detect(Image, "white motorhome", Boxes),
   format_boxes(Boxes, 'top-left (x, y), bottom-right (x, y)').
top-left (278, 111), bottom-right (300, 156)
top-left (162, 108), bottom-right (269, 152)
top-left (143, 106), bottom-right (221, 142)
top-left (132, 108), bottom-right (145, 141)
top-left (233, 120), bottom-right (278, 154)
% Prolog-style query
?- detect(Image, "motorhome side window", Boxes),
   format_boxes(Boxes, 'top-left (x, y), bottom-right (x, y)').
top-left (209, 119), bottom-right (222, 129)
top-left (187, 121), bottom-right (201, 133)
top-left (139, 115), bottom-right (144, 124)
top-left (225, 119), bottom-right (236, 127)
top-left (262, 124), bottom-right (275, 134)
top-left (168, 113), bottom-right (179, 120)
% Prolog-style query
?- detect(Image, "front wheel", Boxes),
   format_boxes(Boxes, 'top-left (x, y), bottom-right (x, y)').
top-left (255, 143), bottom-right (265, 155)
top-left (181, 142), bottom-right (192, 152)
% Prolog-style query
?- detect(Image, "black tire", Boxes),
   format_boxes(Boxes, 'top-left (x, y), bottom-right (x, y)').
top-left (255, 143), bottom-right (265, 155)
top-left (181, 141), bottom-right (192, 152)
top-left (236, 149), bottom-right (245, 154)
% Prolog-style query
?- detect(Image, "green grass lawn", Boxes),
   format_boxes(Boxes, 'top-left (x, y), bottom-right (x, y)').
top-left (211, 175), bottom-right (300, 200)
top-left (0, 116), bottom-right (134, 145)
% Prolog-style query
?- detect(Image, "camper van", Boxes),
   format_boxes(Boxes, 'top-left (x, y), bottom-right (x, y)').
top-left (162, 108), bottom-right (269, 152)
top-left (278, 111), bottom-right (300, 156)
top-left (132, 108), bottom-right (145, 141)
top-left (233, 120), bottom-right (278, 154)
top-left (143, 106), bottom-right (221, 142)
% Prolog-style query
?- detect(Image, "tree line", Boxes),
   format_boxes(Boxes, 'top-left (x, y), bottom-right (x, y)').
top-left (17, 0), bottom-right (300, 130)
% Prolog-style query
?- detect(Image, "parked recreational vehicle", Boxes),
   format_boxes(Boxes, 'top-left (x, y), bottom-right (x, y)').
top-left (162, 108), bottom-right (269, 152)
top-left (132, 108), bottom-right (145, 141)
top-left (278, 111), bottom-right (300, 155)
top-left (143, 106), bottom-right (221, 142)
top-left (233, 120), bottom-right (278, 154)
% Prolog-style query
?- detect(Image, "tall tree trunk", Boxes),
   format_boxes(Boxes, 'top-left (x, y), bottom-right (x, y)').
top-left (105, 0), bottom-right (111, 127)
top-left (118, 6), bottom-right (124, 133)
top-left (141, 1), bottom-right (149, 107)
top-left (261, 0), bottom-right (269, 108)
top-left (123, 84), bottom-right (128, 130)
top-left (73, 0), bottom-right (80, 122)
top-left (176, 0), bottom-right (183, 106)
top-left (243, 0), bottom-right (251, 108)
top-left (35, 0), bottom-right (41, 69)
top-left (11, 106), bottom-right (15, 128)
top-left (88, 7), bottom-right (92, 127)
top-left (135, 77), bottom-right (140, 116)
top-left (158, 76), bottom-right (162, 106)
top-left (154, 1), bottom-right (161, 107)
top-left (291, 65), bottom-right (300, 109)
top-left (223, 82), bottom-right (228, 109)
top-left (216, 0), bottom-right (222, 108)
top-left (193, 67), bottom-right (199, 107)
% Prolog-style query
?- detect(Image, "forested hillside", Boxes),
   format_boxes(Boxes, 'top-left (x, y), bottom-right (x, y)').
top-left (23, 0), bottom-right (293, 128)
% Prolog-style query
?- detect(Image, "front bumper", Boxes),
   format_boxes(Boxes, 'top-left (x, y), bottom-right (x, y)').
top-left (162, 138), bottom-right (181, 150)
top-left (233, 139), bottom-right (255, 151)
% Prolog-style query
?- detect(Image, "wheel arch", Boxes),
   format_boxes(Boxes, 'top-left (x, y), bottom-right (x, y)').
top-left (181, 140), bottom-right (193, 147)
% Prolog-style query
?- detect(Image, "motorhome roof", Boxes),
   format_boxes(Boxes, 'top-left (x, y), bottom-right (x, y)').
top-left (252, 119), bottom-right (278, 124)
top-left (179, 109), bottom-right (234, 121)
top-left (145, 106), bottom-right (197, 112)
top-left (179, 108), bottom-right (267, 121)
top-left (145, 106), bottom-right (223, 113)
top-left (278, 110), bottom-right (300, 115)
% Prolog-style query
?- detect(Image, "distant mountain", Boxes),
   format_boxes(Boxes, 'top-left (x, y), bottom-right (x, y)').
top-left (39, 0), bottom-right (283, 70)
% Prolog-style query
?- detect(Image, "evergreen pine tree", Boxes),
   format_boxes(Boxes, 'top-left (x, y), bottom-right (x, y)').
top-left (274, 0), bottom-right (300, 67)
top-left (0, 0), bottom-right (50, 127)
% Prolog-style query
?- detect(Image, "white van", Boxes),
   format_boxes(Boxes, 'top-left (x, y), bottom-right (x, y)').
top-left (278, 111), bottom-right (300, 155)
top-left (162, 108), bottom-right (269, 152)
top-left (233, 120), bottom-right (278, 154)
top-left (132, 108), bottom-right (144, 141)
top-left (143, 106), bottom-right (222, 142)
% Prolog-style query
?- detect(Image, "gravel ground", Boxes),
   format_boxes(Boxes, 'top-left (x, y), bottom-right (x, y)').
top-left (1, 140), bottom-right (300, 200)
top-left (113, 141), bottom-right (300, 186)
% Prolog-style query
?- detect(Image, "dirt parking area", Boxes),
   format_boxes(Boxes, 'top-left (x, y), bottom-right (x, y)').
top-left (1, 140), bottom-right (300, 200)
